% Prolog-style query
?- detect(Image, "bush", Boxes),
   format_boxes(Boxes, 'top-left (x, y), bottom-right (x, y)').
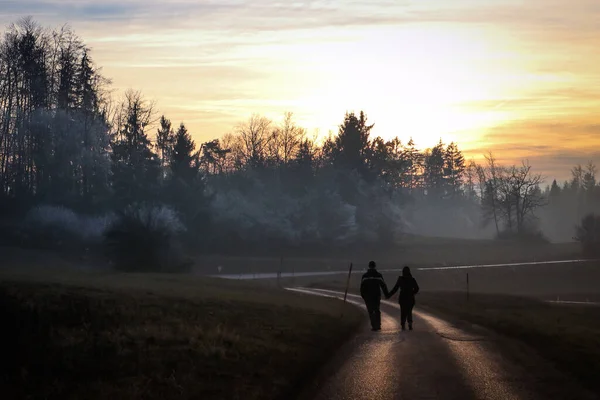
top-left (104, 204), bottom-right (192, 272)
top-left (574, 214), bottom-right (600, 257)
top-left (18, 205), bottom-right (113, 250)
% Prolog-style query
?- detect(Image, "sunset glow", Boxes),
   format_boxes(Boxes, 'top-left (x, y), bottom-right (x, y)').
top-left (5, 0), bottom-right (600, 181)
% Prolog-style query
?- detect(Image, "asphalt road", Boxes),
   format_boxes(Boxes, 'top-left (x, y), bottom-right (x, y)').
top-left (288, 288), bottom-right (598, 400)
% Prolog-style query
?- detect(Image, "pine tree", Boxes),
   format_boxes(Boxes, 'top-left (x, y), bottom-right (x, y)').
top-left (57, 46), bottom-right (78, 111)
top-left (444, 142), bottom-right (465, 197)
top-left (170, 123), bottom-right (197, 184)
top-left (75, 48), bottom-right (110, 207)
top-left (199, 139), bottom-right (230, 175)
top-left (156, 115), bottom-right (174, 175)
top-left (166, 123), bottom-right (210, 236)
top-left (549, 179), bottom-right (561, 199)
top-left (110, 91), bottom-right (159, 206)
top-left (404, 138), bottom-right (423, 191)
top-left (423, 140), bottom-right (446, 198)
top-left (334, 111), bottom-right (373, 175)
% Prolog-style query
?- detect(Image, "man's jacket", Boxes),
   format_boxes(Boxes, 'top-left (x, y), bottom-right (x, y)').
top-left (360, 268), bottom-right (389, 300)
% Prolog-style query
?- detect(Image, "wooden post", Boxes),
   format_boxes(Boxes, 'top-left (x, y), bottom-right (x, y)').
top-left (278, 256), bottom-right (283, 288)
top-left (343, 262), bottom-right (353, 304)
top-left (466, 272), bottom-right (470, 302)
top-left (341, 262), bottom-right (353, 318)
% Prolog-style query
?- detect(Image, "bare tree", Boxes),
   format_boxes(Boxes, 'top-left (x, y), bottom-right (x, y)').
top-left (463, 160), bottom-right (478, 201)
top-left (231, 114), bottom-right (272, 168)
top-left (505, 162), bottom-right (546, 233)
top-left (477, 152), bottom-right (501, 235)
top-left (477, 155), bottom-right (545, 235)
top-left (267, 112), bottom-right (306, 165)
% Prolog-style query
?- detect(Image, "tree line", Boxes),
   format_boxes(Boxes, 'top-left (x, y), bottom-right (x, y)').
top-left (1, 18), bottom-right (598, 257)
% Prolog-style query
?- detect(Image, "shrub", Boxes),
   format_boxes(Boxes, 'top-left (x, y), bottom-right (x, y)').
top-left (574, 214), bottom-right (600, 257)
top-left (19, 205), bottom-right (113, 250)
top-left (103, 204), bottom-right (191, 272)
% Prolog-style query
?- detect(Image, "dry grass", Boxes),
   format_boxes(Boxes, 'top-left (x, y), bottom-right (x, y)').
top-left (0, 266), bottom-right (362, 400)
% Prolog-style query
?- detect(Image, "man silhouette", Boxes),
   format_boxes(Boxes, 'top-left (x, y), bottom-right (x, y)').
top-left (360, 261), bottom-right (389, 331)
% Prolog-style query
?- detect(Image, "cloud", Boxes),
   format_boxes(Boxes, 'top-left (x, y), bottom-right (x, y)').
top-left (464, 120), bottom-right (600, 182)
top-left (1, 1), bottom-right (141, 21)
top-left (6, 0), bottom-right (597, 35)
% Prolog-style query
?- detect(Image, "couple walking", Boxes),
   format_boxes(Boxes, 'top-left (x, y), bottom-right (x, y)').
top-left (360, 261), bottom-right (419, 331)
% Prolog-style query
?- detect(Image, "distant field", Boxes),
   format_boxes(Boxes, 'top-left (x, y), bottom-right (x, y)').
top-left (0, 266), bottom-right (362, 400)
top-left (192, 240), bottom-right (581, 275)
top-left (0, 237), bottom-right (583, 276)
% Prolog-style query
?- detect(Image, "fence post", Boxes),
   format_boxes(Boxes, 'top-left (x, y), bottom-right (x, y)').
top-left (341, 262), bottom-right (354, 317)
top-left (466, 272), bottom-right (470, 302)
top-left (278, 256), bottom-right (283, 288)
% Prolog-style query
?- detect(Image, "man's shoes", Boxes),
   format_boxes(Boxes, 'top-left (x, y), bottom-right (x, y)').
top-left (409, 324), bottom-right (413, 331)
top-left (371, 327), bottom-right (381, 331)
top-left (401, 324), bottom-right (406, 331)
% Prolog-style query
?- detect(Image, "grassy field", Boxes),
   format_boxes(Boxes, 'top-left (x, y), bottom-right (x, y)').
top-left (0, 265), bottom-right (362, 400)
top-left (192, 240), bottom-right (581, 275)
top-left (1, 237), bottom-right (583, 276)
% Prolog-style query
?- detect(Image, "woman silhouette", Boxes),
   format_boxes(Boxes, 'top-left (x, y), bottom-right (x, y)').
top-left (387, 266), bottom-right (420, 331)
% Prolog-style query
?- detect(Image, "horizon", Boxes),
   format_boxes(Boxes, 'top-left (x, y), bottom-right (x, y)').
top-left (3, 0), bottom-right (600, 183)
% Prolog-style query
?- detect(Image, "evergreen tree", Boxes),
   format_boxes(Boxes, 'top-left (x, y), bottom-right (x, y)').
top-left (110, 91), bottom-right (159, 206)
top-left (199, 139), bottom-right (231, 175)
top-left (156, 115), bottom-right (174, 174)
top-left (333, 111), bottom-right (373, 175)
top-left (444, 142), bottom-right (465, 197)
top-left (170, 123), bottom-right (197, 184)
top-left (404, 138), bottom-right (423, 191)
top-left (166, 123), bottom-right (210, 238)
top-left (294, 138), bottom-right (316, 181)
top-left (423, 140), bottom-right (446, 198)
top-left (57, 46), bottom-right (78, 111)
top-left (549, 179), bottom-right (561, 199)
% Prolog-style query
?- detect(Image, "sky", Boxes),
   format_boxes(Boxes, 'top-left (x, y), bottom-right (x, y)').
top-left (3, 0), bottom-right (600, 183)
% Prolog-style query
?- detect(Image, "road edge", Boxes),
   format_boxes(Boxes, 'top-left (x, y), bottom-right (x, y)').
top-left (274, 289), bottom-right (367, 400)
top-left (281, 289), bottom-right (370, 400)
